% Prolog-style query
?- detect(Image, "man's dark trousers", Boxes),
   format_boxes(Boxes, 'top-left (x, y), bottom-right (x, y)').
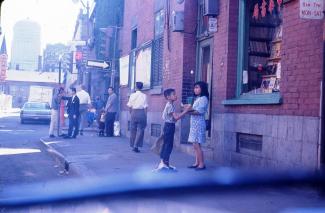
top-left (160, 122), bottom-right (175, 163)
top-left (105, 112), bottom-right (116, 136)
top-left (68, 115), bottom-right (79, 137)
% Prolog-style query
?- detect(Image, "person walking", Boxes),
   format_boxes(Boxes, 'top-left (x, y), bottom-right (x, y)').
top-left (76, 85), bottom-right (91, 136)
top-left (48, 86), bottom-right (64, 138)
top-left (104, 87), bottom-right (118, 137)
top-left (186, 81), bottom-right (209, 171)
top-left (127, 82), bottom-right (148, 153)
top-left (62, 88), bottom-right (80, 139)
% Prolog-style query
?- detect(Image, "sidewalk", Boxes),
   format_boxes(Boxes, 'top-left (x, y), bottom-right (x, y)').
top-left (40, 132), bottom-right (217, 177)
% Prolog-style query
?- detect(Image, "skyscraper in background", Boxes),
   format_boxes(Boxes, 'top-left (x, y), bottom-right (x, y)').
top-left (10, 19), bottom-right (41, 71)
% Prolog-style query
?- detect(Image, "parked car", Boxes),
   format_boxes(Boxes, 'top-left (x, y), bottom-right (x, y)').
top-left (20, 102), bottom-right (51, 124)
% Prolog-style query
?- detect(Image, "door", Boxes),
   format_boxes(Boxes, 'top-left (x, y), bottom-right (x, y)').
top-left (197, 39), bottom-right (213, 138)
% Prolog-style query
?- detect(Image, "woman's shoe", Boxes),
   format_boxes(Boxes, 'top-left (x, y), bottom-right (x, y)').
top-left (195, 166), bottom-right (206, 171)
top-left (187, 164), bottom-right (199, 169)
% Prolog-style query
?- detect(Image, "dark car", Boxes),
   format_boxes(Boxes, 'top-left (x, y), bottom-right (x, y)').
top-left (20, 102), bottom-right (51, 124)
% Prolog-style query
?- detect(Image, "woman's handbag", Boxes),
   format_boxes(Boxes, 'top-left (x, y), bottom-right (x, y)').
top-left (151, 135), bottom-right (164, 155)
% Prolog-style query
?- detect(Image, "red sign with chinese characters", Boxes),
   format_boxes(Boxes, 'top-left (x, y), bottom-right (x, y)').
top-left (0, 54), bottom-right (7, 82)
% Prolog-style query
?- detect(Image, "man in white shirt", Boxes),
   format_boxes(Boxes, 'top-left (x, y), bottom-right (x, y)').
top-left (76, 85), bottom-right (91, 135)
top-left (127, 82), bottom-right (148, 153)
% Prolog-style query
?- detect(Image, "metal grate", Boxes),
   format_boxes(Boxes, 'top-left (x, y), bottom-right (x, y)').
top-left (237, 133), bottom-right (263, 152)
top-left (151, 37), bottom-right (163, 86)
top-left (151, 123), bottom-right (162, 137)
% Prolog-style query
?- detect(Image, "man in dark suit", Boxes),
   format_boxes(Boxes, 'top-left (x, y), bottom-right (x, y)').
top-left (62, 88), bottom-right (80, 139)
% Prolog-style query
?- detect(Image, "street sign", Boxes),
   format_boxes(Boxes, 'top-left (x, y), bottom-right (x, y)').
top-left (87, 60), bottom-right (110, 69)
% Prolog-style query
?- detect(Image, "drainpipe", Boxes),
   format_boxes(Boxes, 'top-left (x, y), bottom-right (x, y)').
top-left (321, 38), bottom-right (325, 172)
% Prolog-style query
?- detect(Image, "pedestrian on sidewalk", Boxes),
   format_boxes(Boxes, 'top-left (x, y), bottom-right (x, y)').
top-left (62, 87), bottom-right (80, 139)
top-left (186, 81), bottom-right (209, 171)
top-left (104, 87), bottom-right (118, 137)
top-left (76, 85), bottom-right (91, 136)
top-left (155, 88), bottom-right (189, 172)
top-left (98, 109), bottom-right (106, 136)
top-left (93, 95), bottom-right (105, 126)
top-left (127, 82), bottom-right (148, 153)
top-left (48, 86), bottom-right (64, 138)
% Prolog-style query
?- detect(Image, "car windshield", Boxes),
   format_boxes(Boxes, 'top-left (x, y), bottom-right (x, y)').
top-left (24, 102), bottom-right (50, 109)
top-left (0, 0), bottom-right (325, 211)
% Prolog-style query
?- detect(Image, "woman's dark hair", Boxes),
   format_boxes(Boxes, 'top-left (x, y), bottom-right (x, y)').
top-left (194, 81), bottom-right (209, 100)
top-left (136, 82), bottom-right (143, 90)
top-left (71, 88), bottom-right (77, 93)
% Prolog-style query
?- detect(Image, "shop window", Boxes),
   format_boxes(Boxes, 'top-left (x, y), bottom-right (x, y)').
top-left (241, 0), bottom-right (283, 95)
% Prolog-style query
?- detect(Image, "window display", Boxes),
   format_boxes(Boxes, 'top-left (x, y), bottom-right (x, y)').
top-left (242, 0), bottom-right (283, 94)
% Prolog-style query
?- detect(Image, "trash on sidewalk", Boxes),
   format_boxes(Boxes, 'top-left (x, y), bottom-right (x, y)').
top-left (114, 121), bottom-right (121, 137)
top-left (151, 135), bottom-right (163, 155)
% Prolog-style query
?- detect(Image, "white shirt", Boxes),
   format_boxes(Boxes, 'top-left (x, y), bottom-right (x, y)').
top-left (127, 91), bottom-right (148, 109)
top-left (76, 90), bottom-right (91, 105)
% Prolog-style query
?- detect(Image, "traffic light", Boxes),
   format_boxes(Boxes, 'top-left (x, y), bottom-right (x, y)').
top-left (75, 51), bottom-right (82, 70)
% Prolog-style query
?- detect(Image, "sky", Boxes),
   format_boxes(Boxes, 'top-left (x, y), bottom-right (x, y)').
top-left (1, 0), bottom-right (93, 59)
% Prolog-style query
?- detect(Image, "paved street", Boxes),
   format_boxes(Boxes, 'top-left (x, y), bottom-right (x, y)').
top-left (0, 110), bottom-right (76, 199)
top-left (0, 110), bottom-right (325, 212)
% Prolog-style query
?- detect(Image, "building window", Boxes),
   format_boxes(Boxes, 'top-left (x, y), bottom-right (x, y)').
top-left (239, 0), bottom-right (283, 95)
top-left (154, 9), bottom-right (164, 37)
top-left (151, 123), bottom-right (162, 137)
top-left (151, 10), bottom-right (164, 87)
top-left (131, 28), bottom-right (137, 50)
top-left (198, 0), bottom-right (209, 36)
top-left (151, 37), bottom-right (163, 87)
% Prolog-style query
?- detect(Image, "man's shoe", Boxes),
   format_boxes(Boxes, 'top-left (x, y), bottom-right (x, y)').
top-left (132, 147), bottom-right (140, 153)
top-left (152, 162), bottom-right (169, 172)
top-left (80, 131), bottom-right (83, 136)
top-left (49, 135), bottom-right (55, 138)
top-left (63, 136), bottom-right (71, 139)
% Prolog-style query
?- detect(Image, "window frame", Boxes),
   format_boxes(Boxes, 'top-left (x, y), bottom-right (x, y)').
top-left (223, 0), bottom-right (282, 105)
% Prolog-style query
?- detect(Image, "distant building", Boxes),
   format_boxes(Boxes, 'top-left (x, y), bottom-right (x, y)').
top-left (10, 19), bottom-right (41, 71)
top-left (2, 70), bottom-right (58, 107)
top-left (42, 43), bottom-right (71, 72)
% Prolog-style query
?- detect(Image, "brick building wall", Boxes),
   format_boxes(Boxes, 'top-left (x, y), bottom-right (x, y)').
top-left (211, 0), bottom-right (323, 170)
top-left (118, 0), bottom-right (323, 170)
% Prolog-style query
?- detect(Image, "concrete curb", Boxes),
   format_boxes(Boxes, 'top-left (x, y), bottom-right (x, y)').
top-left (39, 137), bottom-right (71, 174)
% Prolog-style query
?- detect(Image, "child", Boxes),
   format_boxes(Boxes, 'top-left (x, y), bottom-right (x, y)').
top-left (98, 110), bottom-right (106, 137)
top-left (155, 88), bottom-right (189, 172)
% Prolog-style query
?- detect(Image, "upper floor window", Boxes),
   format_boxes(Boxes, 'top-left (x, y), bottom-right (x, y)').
top-left (131, 28), bottom-right (137, 50)
top-left (154, 9), bottom-right (164, 38)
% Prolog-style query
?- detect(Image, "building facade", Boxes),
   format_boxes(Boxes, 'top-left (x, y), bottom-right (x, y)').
top-left (10, 19), bottom-right (41, 71)
top-left (117, 0), bottom-right (324, 171)
top-left (42, 43), bottom-right (71, 73)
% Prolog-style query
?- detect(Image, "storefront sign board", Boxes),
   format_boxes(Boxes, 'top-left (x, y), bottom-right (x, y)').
top-left (300, 0), bottom-right (324, 19)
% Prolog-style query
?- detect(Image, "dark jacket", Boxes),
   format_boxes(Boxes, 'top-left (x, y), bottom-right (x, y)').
top-left (63, 95), bottom-right (80, 117)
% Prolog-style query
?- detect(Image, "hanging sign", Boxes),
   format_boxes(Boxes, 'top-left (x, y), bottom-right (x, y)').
top-left (208, 17), bottom-right (218, 33)
top-left (300, 0), bottom-right (324, 19)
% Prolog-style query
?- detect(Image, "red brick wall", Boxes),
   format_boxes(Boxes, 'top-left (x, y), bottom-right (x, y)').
top-left (214, 0), bottom-right (323, 117)
top-left (119, 0), bottom-right (197, 113)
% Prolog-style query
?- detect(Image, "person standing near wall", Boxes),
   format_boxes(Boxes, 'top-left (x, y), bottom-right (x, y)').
top-left (104, 87), bottom-right (118, 137)
top-left (186, 81), bottom-right (209, 171)
top-left (127, 82), bottom-right (148, 153)
top-left (48, 86), bottom-right (64, 138)
top-left (77, 85), bottom-right (91, 136)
